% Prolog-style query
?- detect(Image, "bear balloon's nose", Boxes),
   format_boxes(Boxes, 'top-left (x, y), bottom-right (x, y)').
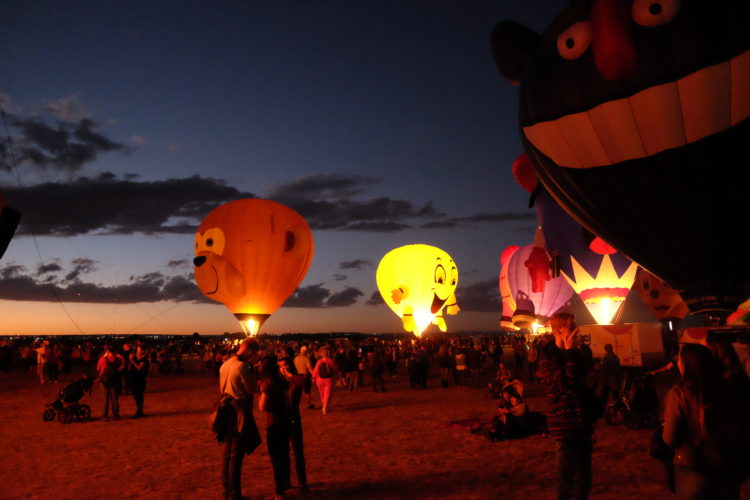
top-left (193, 256), bottom-right (207, 267)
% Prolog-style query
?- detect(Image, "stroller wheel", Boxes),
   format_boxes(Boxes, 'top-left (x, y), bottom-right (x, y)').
top-left (57, 407), bottom-right (73, 424)
top-left (76, 404), bottom-right (91, 421)
top-left (42, 408), bottom-right (55, 422)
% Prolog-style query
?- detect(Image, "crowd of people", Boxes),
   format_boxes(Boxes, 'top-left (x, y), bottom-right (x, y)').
top-left (3, 323), bottom-right (750, 500)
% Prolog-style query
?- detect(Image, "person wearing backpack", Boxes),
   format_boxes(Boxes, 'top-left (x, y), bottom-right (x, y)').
top-left (539, 312), bottom-right (596, 500)
top-left (97, 345), bottom-right (125, 420)
top-left (312, 348), bottom-right (335, 414)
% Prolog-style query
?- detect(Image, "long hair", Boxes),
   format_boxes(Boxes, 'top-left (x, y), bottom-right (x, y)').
top-left (260, 354), bottom-right (283, 382)
top-left (676, 343), bottom-right (724, 440)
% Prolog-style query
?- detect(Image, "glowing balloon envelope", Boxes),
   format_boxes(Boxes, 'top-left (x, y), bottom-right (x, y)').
top-left (0, 190), bottom-right (20, 261)
top-left (506, 232), bottom-right (574, 330)
top-left (492, 3), bottom-right (750, 319)
top-left (376, 244), bottom-right (459, 337)
top-left (194, 199), bottom-right (314, 336)
top-left (632, 267), bottom-right (689, 325)
top-left (534, 188), bottom-right (638, 325)
top-left (499, 245), bottom-right (520, 330)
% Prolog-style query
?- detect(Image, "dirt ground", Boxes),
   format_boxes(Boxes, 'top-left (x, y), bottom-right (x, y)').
top-left (2, 358), bottom-right (749, 500)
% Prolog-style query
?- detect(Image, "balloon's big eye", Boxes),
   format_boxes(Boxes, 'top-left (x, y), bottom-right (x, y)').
top-left (284, 230), bottom-right (296, 252)
top-left (206, 238), bottom-right (214, 247)
top-left (632, 0), bottom-right (680, 27)
top-left (557, 21), bottom-right (591, 60)
top-left (434, 265), bottom-right (446, 285)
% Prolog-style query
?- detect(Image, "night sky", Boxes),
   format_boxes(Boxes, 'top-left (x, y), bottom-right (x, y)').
top-left (1, 0), bottom-right (646, 335)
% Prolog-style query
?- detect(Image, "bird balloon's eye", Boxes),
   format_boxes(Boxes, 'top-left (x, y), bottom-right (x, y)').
top-left (632, 0), bottom-right (680, 27)
top-left (434, 265), bottom-right (446, 285)
top-left (556, 21), bottom-right (591, 60)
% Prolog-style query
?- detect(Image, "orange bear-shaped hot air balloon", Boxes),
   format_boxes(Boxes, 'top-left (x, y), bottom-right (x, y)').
top-left (193, 199), bottom-right (314, 336)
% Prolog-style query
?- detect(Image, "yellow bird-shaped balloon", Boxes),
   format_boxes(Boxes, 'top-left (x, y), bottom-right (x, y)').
top-left (376, 244), bottom-right (459, 337)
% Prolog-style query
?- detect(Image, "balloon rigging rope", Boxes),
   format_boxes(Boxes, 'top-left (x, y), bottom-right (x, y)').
top-left (1, 107), bottom-right (86, 334)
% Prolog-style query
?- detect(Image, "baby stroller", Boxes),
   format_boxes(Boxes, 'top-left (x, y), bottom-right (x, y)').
top-left (43, 375), bottom-right (93, 424)
top-left (604, 371), bottom-right (659, 429)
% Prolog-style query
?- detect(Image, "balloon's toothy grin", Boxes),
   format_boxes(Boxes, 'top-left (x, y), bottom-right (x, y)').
top-left (523, 49), bottom-right (750, 168)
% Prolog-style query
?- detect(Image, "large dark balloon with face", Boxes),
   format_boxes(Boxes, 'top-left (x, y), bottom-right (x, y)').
top-left (0, 190), bottom-right (20, 261)
top-left (492, 0), bottom-right (750, 319)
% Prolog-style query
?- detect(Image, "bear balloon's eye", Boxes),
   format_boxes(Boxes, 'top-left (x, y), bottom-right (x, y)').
top-left (557, 21), bottom-right (591, 60)
top-left (284, 230), bottom-right (296, 252)
top-left (632, 0), bottom-right (681, 27)
top-left (206, 238), bottom-right (214, 247)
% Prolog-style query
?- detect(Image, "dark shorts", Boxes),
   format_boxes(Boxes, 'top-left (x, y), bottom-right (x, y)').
top-left (302, 374), bottom-right (312, 394)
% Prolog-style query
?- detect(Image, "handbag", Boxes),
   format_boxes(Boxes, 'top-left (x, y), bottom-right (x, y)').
top-left (649, 426), bottom-right (676, 493)
top-left (649, 425), bottom-right (674, 463)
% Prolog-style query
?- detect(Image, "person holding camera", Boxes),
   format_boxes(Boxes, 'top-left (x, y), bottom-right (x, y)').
top-left (539, 312), bottom-right (595, 500)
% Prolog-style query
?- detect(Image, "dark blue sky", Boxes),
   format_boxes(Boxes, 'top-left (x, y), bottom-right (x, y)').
top-left (0, 0), bottom-right (639, 335)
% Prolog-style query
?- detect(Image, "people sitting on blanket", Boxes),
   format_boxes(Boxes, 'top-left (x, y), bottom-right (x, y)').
top-left (486, 388), bottom-right (546, 441)
top-left (487, 362), bottom-right (524, 399)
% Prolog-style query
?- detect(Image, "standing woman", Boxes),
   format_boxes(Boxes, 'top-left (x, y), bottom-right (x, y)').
top-left (129, 345), bottom-right (150, 418)
top-left (259, 355), bottom-right (291, 500)
top-left (312, 348), bottom-right (336, 414)
top-left (278, 356), bottom-right (308, 492)
top-left (662, 343), bottom-right (750, 499)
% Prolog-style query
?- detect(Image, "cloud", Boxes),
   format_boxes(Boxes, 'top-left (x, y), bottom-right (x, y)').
top-left (3, 173), bottom-right (253, 236)
top-left (268, 173), bottom-right (380, 200)
top-left (267, 173), bottom-right (532, 233)
top-left (366, 291), bottom-right (385, 306)
top-left (1, 98), bottom-right (129, 172)
top-left (325, 287), bottom-right (363, 307)
top-left (2, 169), bottom-right (534, 237)
top-left (420, 211), bottom-right (536, 229)
top-left (455, 279), bottom-right (500, 313)
top-left (36, 261), bottom-right (62, 275)
top-left (0, 262), bottom-right (209, 304)
top-left (64, 257), bottom-right (98, 281)
top-left (283, 284), bottom-right (330, 308)
top-left (130, 135), bottom-right (148, 146)
top-left (167, 259), bottom-right (190, 269)
top-left (338, 259), bottom-right (373, 270)
top-left (45, 93), bottom-right (89, 122)
top-left (282, 284), bottom-right (364, 308)
top-left (333, 274), bottom-right (347, 281)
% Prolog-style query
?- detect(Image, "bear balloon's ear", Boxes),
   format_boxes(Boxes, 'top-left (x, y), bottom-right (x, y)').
top-left (490, 21), bottom-right (540, 86)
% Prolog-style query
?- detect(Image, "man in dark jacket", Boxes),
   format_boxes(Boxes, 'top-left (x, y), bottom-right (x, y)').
top-left (539, 312), bottom-right (594, 500)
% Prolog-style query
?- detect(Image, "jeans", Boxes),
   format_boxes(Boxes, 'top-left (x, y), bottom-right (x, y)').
top-left (103, 384), bottom-right (120, 418)
top-left (222, 431), bottom-right (244, 500)
top-left (267, 423), bottom-right (290, 495)
top-left (556, 436), bottom-right (593, 500)
top-left (289, 415), bottom-right (307, 487)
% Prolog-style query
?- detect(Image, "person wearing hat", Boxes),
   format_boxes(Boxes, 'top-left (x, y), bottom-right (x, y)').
top-left (219, 338), bottom-right (261, 500)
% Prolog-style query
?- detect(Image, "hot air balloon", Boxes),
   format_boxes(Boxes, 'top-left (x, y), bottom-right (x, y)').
top-left (632, 267), bottom-right (689, 326)
top-left (505, 229), bottom-right (574, 331)
top-left (492, 1), bottom-right (750, 322)
top-left (376, 244), bottom-right (459, 337)
top-left (0, 189), bottom-right (20, 260)
top-left (193, 199), bottom-right (314, 336)
top-left (499, 245), bottom-right (521, 331)
top-left (534, 188), bottom-right (638, 325)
